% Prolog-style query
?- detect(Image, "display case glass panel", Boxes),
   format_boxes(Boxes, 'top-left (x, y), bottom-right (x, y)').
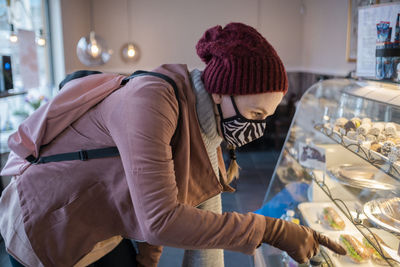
top-left (257, 79), bottom-right (400, 267)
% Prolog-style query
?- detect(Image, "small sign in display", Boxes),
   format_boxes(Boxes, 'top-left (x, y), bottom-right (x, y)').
top-left (298, 142), bottom-right (326, 170)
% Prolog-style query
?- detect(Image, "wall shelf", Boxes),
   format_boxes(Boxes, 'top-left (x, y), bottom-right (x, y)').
top-left (0, 91), bottom-right (27, 99)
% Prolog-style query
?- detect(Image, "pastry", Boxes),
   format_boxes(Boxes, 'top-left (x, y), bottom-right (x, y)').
top-left (366, 134), bottom-right (377, 142)
top-left (335, 117), bottom-right (348, 128)
top-left (351, 117), bottom-right (362, 128)
top-left (377, 134), bottom-right (387, 142)
top-left (382, 141), bottom-right (395, 156)
top-left (369, 123), bottom-right (384, 136)
top-left (340, 234), bottom-right (371, 263)
top-left (387, 137), bottom-right (400, 145)
top-left (322, 207), bottom-right (345, 230)
top-left (344, 121), bottom-right (356, 133)
top-left (347, 130), bottom-right (357, 140)
top-left (371, 142), bottom-right (382, 153)
top-left (357, 134), bottom-right (366, 143)
top-left (357, 123), bottom-right (371, 136)
top-left (362, 118), bottom-right (372, 125)
top-left (384, 123), bottom-right (397, 137)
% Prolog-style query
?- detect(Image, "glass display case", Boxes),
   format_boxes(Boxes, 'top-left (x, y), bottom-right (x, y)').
top-left (255, 79), bottom-right (400, 267)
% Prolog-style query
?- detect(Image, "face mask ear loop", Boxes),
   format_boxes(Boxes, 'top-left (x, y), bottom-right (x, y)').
top-left (216, 103), bottom-right (224, 120)
top-left (230, 95), bottom-right (268, 123)
top-left (216, 103), bottom-right (229, 143)
top-left (230, 96), bottom-right (242, 116)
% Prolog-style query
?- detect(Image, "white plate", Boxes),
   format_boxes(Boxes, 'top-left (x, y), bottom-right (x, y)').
top-left (298, 202), bottom-right (357, 233)
top-left (329, 230), bottom-right (400, 266)
top-left (326, 232), bottom-right (379, 266)
top-left (328, 164), bottom-right (397, 191)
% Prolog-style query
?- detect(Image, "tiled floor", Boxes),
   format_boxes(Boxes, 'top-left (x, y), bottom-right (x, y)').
top-left (0, 148), bottom-right (280, 267)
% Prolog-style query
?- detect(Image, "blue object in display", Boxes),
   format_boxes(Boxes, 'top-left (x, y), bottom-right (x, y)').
top-left (254, 182), bottom-right (309, 218)
top-left (4, 62), bottom-right (10, 70)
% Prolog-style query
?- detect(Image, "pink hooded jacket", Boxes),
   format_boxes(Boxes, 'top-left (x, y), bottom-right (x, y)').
top-left (1, 64), bottom-right (266, 266)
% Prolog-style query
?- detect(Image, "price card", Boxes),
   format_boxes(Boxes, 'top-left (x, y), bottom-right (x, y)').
top-left (298, 142), bottom-right (326, 170)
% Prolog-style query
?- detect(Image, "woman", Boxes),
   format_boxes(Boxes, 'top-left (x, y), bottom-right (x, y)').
top-left (0, 22), bottom-right (345, 267)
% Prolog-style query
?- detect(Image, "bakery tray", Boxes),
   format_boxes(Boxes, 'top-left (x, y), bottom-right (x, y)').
top-left (314, 124), bottom-right (400, 183)
top-left (299, 202), bottom-right (400, 266)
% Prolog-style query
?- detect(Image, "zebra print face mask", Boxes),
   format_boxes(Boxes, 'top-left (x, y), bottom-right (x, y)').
top-left (217, 96), bottom-right (267, 148)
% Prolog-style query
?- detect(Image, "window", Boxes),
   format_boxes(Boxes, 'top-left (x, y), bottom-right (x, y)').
top-left (0, 0), bottom-right (52, 134)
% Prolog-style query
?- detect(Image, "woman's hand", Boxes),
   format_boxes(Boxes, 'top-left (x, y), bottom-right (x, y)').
top-left (262, 217), bottom-right (346, 263)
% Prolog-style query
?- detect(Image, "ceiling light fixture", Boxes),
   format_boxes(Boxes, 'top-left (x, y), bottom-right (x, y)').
top-left (36, 29), bottom-right (46, 46)
top-left (9, 24), bottom-right (18, 43)
top-left (120, 0), bottom-right (139, 63)
top-left (76, 0), bottom-right (111, 66)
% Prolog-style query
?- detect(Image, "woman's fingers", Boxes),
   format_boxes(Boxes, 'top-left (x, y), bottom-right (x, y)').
top-left (315, 232), bottom-right (347, 255)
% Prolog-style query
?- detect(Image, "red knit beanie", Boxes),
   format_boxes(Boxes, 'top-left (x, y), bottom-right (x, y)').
top-left (196, 22), bottom-right (288, 95)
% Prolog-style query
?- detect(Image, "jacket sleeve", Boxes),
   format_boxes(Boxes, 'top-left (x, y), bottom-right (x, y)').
top-left (136, 242), bottom-right (163, 267)
top-left (107, 79), bottom-right (266, 255)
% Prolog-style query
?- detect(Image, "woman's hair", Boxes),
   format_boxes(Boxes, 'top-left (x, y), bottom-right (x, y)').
top-left (226, 144), bottom-right (240, 184)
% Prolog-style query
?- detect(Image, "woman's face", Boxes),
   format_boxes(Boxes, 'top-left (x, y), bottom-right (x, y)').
top-left (211, 92), bottom-right (283, 138)
top-left (212, 92), bottom-right (283, 120)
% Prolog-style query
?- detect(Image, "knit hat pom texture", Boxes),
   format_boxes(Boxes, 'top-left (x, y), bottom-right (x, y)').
top-left (196, 22), bottom-right (288, 95)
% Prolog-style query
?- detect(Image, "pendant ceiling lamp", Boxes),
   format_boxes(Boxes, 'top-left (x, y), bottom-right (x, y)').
top-left (76, 0), bottom-right (111, 66)
top-left (36, 29), bottom-right (46, 46)
top-left (121, 0), bottom-right (139, 63)
top-left (9, 23), bottom-right (18, 43)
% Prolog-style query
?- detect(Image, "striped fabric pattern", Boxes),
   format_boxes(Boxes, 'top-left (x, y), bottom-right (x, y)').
top-left (221, 118), bottom-right (266, 147)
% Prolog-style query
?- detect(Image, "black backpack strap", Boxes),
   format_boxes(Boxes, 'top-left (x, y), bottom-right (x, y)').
top-left (25, 70), bottom-right (180, 165)
top-left (121, 70), bottom-right (180, 102)
top-left (27, 147), bottom-right (120, 165)
top-left (121, 70), bottom-right (181, 138)
top-left (59, 70), bottom-right (103, 90)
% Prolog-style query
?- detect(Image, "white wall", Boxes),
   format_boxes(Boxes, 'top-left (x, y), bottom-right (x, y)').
top-left (61, 0), bottom-right (91, 75)
top-left (302, 0), bottom-right (356, 76)
top-left (60, 0), bottom-right (356, 76)
top-left (258, 0), bottom-right (304, 72)
top-left (60, 0), bottom-right (304, 74)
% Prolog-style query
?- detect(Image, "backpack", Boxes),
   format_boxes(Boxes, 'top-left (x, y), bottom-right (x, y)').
top-left (1, 70), bottom-right (180, 176)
